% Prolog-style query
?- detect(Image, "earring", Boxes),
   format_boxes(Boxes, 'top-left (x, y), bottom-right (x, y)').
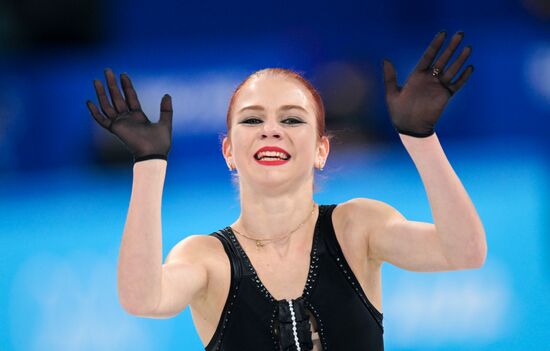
top-left (227, 158), bottom-right (233, 171)
top-left (318, 160), bottom-right (324, 171)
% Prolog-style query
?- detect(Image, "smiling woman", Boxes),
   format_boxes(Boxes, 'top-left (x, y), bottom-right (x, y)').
top-left (200, 68), bottom-right (386, 351)
top-left (86, 31), bottom-right (486, 351)
top-left (226, 68), bottom-right (328, 141)
top-left (220, 69), bottom-right (332, 200)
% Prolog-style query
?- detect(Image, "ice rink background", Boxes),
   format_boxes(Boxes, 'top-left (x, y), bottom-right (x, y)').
top-left (1, 137), bottom-right (549, 350)
top-left (1, 0), bottom-right (549, 350)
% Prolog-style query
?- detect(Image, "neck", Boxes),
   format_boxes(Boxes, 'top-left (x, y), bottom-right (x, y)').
top-left (232, 179), bottom-right (317, 245)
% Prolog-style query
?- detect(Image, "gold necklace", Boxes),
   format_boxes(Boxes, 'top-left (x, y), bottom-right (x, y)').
top-left (231, 202), bottom-right (317, 249)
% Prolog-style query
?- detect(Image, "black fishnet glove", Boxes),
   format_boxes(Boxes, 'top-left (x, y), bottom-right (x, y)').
top-left (383, 31), bottom-right (474, 138)
top-left (86, 68), bottom-right (173, 163)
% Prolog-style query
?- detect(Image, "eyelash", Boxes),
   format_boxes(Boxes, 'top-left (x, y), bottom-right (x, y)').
top-left (241, 117), bottom-right (303, 125)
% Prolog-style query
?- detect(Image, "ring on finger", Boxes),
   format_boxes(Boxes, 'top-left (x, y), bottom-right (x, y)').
top-left (432, 66), bottom-right (442, 77)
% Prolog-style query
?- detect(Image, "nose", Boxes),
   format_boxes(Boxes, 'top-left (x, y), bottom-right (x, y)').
top-left (261, 119), bottom-right (282, 139)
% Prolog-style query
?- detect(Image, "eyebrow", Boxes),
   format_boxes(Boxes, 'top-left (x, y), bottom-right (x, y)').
top-left (237, 104), bottom-right (309, 114)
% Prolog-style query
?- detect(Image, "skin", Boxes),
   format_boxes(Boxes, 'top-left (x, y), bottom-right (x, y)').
top-left (100, 30), bottom-right (486, 350)
top-left (221, 75), bottom-right (330, 257)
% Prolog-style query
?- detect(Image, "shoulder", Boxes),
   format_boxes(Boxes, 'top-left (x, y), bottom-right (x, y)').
top-left (336, 198), bottom-right (404, 225)
top-left (332, 198), bottom-right (405, 250)
top-left (166, 233), bottom-right (228, 267)
top-left (165, 233), bottom-right (230, 302)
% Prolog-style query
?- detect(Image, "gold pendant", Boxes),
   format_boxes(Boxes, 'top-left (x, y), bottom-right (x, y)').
top-left (256, 240), bottom-right (265, 248)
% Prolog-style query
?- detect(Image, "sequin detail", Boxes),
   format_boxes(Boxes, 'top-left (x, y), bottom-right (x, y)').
top-left (303, 300), bottom-right (328, 350)
top-left (206, 231), bottom-right (242, 351)
top-left (333, 245), bottom-right (384, 331)
top-left (226, 205), bottom-right (325, 303)
top-left (226, 205), bottom-right (326, 350)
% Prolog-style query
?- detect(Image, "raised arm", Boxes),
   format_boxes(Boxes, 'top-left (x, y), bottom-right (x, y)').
top-left (355, 31), bottom-right (486, 272)
top-left (118, 159), bottom-right (167, 314)
top-left (86, 69), bottom-right (208, 317)
top-left (120, 159), bottom-right (208, 318)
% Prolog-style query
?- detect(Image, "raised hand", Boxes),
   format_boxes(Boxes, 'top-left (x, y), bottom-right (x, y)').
top-left (383, 31), bottom-right (474, 138)
top-left (86, 68), bottom-right (173, 163)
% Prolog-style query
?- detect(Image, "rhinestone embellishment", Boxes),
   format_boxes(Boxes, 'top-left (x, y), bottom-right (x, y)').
top-left (332, 234), bottom-right (384, 331)
top-left (304, 300), bottom-right (328, 350)
top-left (208, 231), bottom-right (242, 351)
top-left (226, 205), bottom-right (325, 304)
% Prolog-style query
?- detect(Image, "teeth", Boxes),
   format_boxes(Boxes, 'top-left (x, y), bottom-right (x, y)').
top-left (256, 151), bottom-right (289, 160)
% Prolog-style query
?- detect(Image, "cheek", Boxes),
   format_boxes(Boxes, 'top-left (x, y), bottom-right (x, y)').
top-left (294, 138), bottom-right (318, 164)
top-left (229, 133), bottom-right (252, 160)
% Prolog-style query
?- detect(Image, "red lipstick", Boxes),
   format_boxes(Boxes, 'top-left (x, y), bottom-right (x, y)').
top-left (254, 146), bottom-right (291, 166)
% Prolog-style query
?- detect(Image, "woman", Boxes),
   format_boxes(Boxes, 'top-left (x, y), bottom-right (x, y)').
top-left (86, 30), bottom-right (487, 351)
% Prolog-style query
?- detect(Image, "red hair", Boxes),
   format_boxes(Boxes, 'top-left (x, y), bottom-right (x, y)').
top-left (225, 68), bottom-right (327, 141)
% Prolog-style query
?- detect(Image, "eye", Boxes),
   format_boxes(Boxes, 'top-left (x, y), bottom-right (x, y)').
top-left (283, 117), bottom-right (304, 124)
top-left (241, 118), bottom-right (262, 124)
top-left (240, 117), bottom-right (304, 125)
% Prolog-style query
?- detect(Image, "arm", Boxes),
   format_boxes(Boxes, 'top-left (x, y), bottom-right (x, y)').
top-left (87, 69), bottom-right (207, 317)
top-left (117, 159), bottom-right (166, 313)
top-left (363, 30), bottom-right (486, 271)
top-left (399, 132), bottom-right (486, 268)
top-left (118, 159), bottom-right (208, 317)
top-left (363, 134), bottom-right (486, 272)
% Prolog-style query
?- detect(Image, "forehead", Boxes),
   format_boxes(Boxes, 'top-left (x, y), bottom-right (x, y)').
top-left (233, 75), bottom-right (315, 113)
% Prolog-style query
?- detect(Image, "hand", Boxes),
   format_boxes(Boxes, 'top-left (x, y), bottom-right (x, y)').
top-left (383, 31), bottom-right (474, 138)
top-left (86, 68), bottom-right (173, 163)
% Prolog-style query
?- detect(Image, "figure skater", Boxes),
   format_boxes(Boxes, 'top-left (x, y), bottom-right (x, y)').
top-left (86, 30), bottom-right (487, 351)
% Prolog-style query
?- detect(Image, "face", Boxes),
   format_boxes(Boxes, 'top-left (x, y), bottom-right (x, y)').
top-left (222, 75), bottom-right (329, 189)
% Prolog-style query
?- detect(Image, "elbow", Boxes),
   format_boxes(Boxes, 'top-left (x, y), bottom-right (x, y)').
top-left (117, 277), bottom-right (162, 316)
top-left (475, 235), bottom-right (488, 267)
top-left (449, 237), bottom-right (487, 270)
top-left (452, 255), bottom-right (485, 270)
top-left (466, 253), bottom-right (486, 269)
top-left (120, 300), bottom-right (157, 317)
top-left (118, 293), bottom-right (159, 316)
top-left (120, 302), bottom-right (144, 316)
top-left (119, 297), bottom-right (146, 316)
top-left (473, 247), bottom-right (487, 268)
top-left (465, 228), bottom-right (488, 269)
top-left (467, 238), bottom-right (488, 269)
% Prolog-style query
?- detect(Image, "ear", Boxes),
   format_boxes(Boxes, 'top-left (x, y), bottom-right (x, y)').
top-left (222, 135), bottom-right (231, 159)
top-left (317, 135), bottom-right (330, 161)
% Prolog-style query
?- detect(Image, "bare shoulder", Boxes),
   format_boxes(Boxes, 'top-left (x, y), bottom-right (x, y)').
top-left (166, 233), bottom-right (226, 265)
top-left (329, 198), bottom-right (376, 254)
top-left (337, 197), bottom-right (404, 227)
top-left (333, 198), bottom-right (405, 262)
top-left (165, 233), bottom-right (229, 304)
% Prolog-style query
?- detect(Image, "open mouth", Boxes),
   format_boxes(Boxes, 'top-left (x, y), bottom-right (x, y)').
top-left (254, 151), bottom-right (291, 161)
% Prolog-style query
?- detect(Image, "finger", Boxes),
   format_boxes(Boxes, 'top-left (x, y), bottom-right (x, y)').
top-left (86, 100), bottom-right (112, 130)
top-left (382, 59), bottom-right (399, 97)
top-left (104, 68), bottom-right (129, 114)
top-left (440, 45), bottom-right (472, 84)
top-left (120, 73), bottom-right (142, 111)
top-left (449, 65), bottom-right (474, 93)
top-left (432, 31), bottom-right (464, 70)
top-left (414, 31), bottom-right (447, 72)
top-left (93, 79), bottom-right (117, 119)
top-left (159, 94), bottom-right (173, 131)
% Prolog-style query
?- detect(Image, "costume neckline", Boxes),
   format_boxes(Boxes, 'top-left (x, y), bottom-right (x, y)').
top-left (225, 204), bottom-right (325, 303)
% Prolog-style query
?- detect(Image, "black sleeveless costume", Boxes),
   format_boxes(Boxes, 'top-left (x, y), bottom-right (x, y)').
top-left (205, 204), bottom-right (384, 350)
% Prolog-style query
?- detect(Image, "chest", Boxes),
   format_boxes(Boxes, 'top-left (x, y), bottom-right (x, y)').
top-left (192, 208), bottom-right (382, 348)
